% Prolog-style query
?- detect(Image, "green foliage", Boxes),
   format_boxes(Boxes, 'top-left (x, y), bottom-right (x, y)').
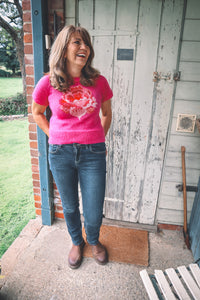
top-left (0, 28), bottom-right (20, 74)
top-left (0, 77), bottom-right (25, 115)
top-left (0, 69), bottom-right (11, 77)
top-left (0, 93), bottom-right (27, 115)
top-left (0, 118), bottom-right (36, 258)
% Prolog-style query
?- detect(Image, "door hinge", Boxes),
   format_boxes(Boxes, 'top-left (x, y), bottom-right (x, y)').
top-left (173, 71), bottom-right (181, 81)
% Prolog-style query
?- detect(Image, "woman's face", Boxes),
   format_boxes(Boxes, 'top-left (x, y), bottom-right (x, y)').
top-left (65, 32), bottom-right (90, 74)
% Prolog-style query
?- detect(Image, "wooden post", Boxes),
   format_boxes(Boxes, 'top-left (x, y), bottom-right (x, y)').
top-left (31, 0), bottom-right (54, 225)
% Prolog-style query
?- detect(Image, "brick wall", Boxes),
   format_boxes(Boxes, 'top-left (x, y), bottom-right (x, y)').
top-left (22, 0), bottom-right (65, 220)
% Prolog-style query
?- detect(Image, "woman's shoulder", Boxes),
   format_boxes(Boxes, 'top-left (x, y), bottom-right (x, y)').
top-left (34, 74), bottom-right (51, 91)
top-left (95, 75), bottom-right (110, 86)
top-left (38, 74), bottom-right (50, 85)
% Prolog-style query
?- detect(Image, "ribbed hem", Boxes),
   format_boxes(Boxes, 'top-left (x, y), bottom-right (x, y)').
top-left (49, 129), bottom-right (105, 145)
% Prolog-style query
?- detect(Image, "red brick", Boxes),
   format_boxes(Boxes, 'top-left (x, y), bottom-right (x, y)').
top-left (26, 76), bottom-right (34, 85)
top-left (35, 209), bottom-right (41, 216)
top-left (24, 33), bottom-right (32, 43)
top-left (30, 141), bottom-right (38, 149)
top-left (157, 224), bottom-right (182, 232)
top-left (24, 44), bottom-right (33, 54)
top-left (34, 195), bottom-right (41, 201)
top-left (35, 202), bottom-right (41, 208)
top-left (55, 212), bottom-right (64, 219)
top-left (32, 173), bottom-right (40, 180)
top-left (31, 157), bottom-right (38, 165)
top-left (33, 180), bottom-right (40, 188)
top-left (23, 11), bottom-right (32, 22)
top-left (23, 22), bottom-right (32, 33)
top-left (26, 85), bottom-right (34, 95)
top-left (25, 55), bottom-right (34, 65)
top-left (22, 0), bottom-right (31, 11)
top-left (28, 114), bottom-right (35, 123)
top-left (26, 65), bottom-right (34, 75)
top-left (29, 123), bottom-right (36, 132)
top-left (32, 165), bottom-right (39, 173)
top-left (55, 205), bottom-right (63, 211)
top-left (33, 187), bottom-right (40, 194)
top-left (30, 149), bottom-right (38, 157)
top-left (29, 132), bottom-right (37, 140)
top-left (26, 94), bottom-right (33, 104)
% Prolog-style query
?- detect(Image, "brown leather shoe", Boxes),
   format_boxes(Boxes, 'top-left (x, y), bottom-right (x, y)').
top-left (68, 240), bottom-right (85, 269)
top-left (91, 242), bottom-right (108, 265)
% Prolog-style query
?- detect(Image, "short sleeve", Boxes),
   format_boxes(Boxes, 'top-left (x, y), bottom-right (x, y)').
top-left (98, 76), bottom-right (113, 103)
top-left (32, 75), bottom-right (50, 106)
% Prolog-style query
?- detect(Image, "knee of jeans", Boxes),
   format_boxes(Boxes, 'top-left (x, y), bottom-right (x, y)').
top-left (63, 206), bottom-right (79, 215)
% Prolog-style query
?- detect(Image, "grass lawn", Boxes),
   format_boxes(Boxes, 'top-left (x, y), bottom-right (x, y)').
top-left (0, 77), bottom-right (23, 98)
top-left (0, 118), bottom-right (36, 258)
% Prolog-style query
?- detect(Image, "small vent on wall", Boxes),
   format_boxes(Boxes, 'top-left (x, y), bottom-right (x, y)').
top-left (176, 114), bottom-right (196, 133)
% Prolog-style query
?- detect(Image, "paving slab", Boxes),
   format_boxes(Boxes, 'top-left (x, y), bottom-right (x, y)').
top-left (0, 217), bottom-right (194, 300)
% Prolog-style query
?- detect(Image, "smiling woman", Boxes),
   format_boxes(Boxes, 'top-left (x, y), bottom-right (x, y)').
top-left (32, 25), bottom-right (113, 269)
top-left (65, 33), bottom-right (90, 77)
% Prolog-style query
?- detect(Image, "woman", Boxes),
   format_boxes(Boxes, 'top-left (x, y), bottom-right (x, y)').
top-left (32, 25), bottom-right (113, 269)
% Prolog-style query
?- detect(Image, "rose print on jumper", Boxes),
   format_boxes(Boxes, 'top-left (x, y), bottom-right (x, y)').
top-left (60, 85), bottom-right (97, 119)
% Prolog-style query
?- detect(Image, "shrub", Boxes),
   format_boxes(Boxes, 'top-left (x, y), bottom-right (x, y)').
top-left (0, 69), bottom-right (11, 77)
top-left (0, 93), bottom-right (27, 115)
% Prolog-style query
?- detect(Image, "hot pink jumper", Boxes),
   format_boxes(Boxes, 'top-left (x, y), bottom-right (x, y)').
top-left (32, 75), bottom-right (113, 145)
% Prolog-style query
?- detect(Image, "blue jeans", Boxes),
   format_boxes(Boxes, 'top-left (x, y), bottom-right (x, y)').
top-left (48, 143), bottom-right (106, 245)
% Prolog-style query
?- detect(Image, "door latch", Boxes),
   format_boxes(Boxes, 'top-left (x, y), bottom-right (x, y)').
top-left (153, 72), bottom-right (171, 82)
top-left (153, 71), bottom-right (181, 82)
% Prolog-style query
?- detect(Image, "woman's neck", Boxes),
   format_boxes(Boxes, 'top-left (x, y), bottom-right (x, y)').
top-left (67, 64), bottom-right (82, 78)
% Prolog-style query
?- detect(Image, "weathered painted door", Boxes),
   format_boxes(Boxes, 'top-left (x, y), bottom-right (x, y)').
top-left (77, 0), bottom-right (185, 224)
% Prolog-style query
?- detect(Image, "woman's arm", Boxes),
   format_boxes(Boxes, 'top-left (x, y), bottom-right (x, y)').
top-left (32, 100), bottom-right (49, 137)
top-left (101, 99), bottom-right (112, 137)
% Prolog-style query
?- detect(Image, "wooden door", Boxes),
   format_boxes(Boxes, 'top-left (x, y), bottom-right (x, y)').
top-left (77, 0), bottom-right (185, 224)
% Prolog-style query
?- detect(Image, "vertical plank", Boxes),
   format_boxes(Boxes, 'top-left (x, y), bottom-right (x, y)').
top-left (94, 0), bottom-right (116, 30)
top-left (139, 0), bottom-right (184, 224)
top-left (123, 0), bottom-right (162, 222)
top-left (105, 35), bottom-right (136, 217)
top-left (116, 0), bottom-right (139, 31)
top-left (92, 36), bottom-right (114, 83)
top-left (78, 0), bottom-right (93, 29)
top-left (104, 0), bottom-right (139, 219)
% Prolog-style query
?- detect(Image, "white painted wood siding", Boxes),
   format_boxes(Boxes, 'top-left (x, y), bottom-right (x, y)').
top-left (156, 0), bottom-right (200, 225)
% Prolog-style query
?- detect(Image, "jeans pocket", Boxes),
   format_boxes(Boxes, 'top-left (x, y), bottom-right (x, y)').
top-left (49, 144), bottom-right (61, 154)
top-left (89, 143), bottom-right (106, 154)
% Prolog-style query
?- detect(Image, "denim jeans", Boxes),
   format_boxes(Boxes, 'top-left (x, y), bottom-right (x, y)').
top-left (48, 143), bottom-right (106, 245)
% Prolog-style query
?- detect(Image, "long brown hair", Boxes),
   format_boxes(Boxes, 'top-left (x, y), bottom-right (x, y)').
top-left (49, 25), bottom-right (100, 92)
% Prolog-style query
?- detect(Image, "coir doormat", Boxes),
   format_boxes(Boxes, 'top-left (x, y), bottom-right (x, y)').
top-left (82, 225), bottom-right (149, 266)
